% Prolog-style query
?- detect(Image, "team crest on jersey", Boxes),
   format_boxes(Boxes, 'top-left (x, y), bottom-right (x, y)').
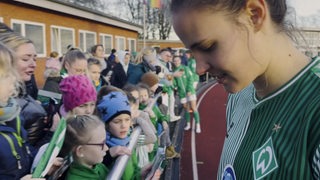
top-left (252, 137), bottom-right (278, 180)
top-left (222, 164), bottom-right (236, 180)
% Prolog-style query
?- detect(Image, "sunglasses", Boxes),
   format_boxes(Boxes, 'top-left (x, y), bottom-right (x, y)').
top-left (84, 139), bottom-right (107, 150)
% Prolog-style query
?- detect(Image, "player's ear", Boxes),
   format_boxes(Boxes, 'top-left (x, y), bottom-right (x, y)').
top-left (245, 0), bottom-right (267, 32)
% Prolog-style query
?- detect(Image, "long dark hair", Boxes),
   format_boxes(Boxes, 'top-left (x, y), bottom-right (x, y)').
top-left (170, 0), bottom-right (289, 32)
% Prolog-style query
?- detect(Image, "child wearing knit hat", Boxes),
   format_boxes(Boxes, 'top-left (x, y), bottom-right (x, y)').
top-left (97, 91), bottom-right (161, 179)
top-left (59, 75), bottom-right (97, 118)
top-left (97, 91), bottom-right (131, 124)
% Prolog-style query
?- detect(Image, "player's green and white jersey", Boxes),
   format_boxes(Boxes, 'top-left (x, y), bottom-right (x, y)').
top-left (218, 57), bottom-right (320, 180)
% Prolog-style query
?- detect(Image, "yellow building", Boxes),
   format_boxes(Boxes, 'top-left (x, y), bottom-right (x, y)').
top-left (0, 0), bottom-right (188, 87)
top-left (0, 0), bottom-right (142, 86)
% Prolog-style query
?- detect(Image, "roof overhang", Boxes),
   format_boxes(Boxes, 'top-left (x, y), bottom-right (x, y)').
top-left (13, 0), bottom-right (143, 32)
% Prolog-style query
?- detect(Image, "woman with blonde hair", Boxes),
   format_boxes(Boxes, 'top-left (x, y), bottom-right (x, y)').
top-left (0, 23), bottom-right (57, 148)
top-left (127, 47), bottom-right (157, 85)
top-left (0, 41), bottom-right (42, 179)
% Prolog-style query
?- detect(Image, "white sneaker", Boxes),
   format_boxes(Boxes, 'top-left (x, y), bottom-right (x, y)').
top-left (184, 122), bottom-right (190, 130)
top-left (196, 124), bottom-right (201, 133)
top-left (171, 115), bottom-right (181, 122)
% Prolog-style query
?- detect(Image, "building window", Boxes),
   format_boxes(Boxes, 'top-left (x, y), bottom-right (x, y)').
top-left (79, 30), bottom-right (96, 52)
top-left (51, 26), bottom-right (75, 55)
top-left (11, 19), bottom-right (46, 57)
top-left (99, 33), bottom-right (113, 55)
top-left (127, 38), bottom-right (136, 52)
top-left (0, 17), bottom-right (3, 22)
top-left (115, 36), bottom-right (126, 51)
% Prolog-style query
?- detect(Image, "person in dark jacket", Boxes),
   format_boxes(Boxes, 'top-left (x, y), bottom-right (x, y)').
top-left (25, 74), bottom-right (39, 99)
top-left (110, 50), bottom-right (130, 88)
top-left (0, 41), bottom-right (35, 179)
top-left (0, 23), bottom-right (58, 149)
top-left (107, 48), bottom-right (117, 68)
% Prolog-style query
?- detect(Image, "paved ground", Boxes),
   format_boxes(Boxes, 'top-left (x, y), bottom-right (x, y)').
top-left (179, 83), bottom-right (228, 180)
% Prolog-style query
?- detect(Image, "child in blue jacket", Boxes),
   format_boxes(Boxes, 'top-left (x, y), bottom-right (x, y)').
top-left (0, 42), bottom-right (34, 179)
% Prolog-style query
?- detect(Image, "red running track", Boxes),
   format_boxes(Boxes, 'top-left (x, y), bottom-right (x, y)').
top-left (180, 83), bottom-right (228, 180)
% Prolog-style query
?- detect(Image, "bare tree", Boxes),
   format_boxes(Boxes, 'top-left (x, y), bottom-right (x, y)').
top-left (157, 1), bottom-right (172, 40)
top-left (110, 0), bottom-right (172, 40)
top-left (53, 0), bottom-right (172, 40)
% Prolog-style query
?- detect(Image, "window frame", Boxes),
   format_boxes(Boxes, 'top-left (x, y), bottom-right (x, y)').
top-left (79, 30), bottom-right (97, 53)
top-left (99, 33), bottom-right (113, 55)
top-left (115, 35), bottom-right (126, 51)
top-left (51, 25), bottom-right (75, 55)
top-left (10, 19), bottom-right (46, 57)
top-left (127, 38), bottom-right (137, 52)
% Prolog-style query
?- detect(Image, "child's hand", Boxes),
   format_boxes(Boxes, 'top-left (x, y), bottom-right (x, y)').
top-left (131, 109), bottom-right (140, 119)
top-left (173, 70), bottom-right (183, 77)
top-left (47, 157), bottom-right (64, 176)
top-left (147, 144), bottom-right (155, 153)
top-left (162, 121), bottom-right (168, 130)
top-left (49, 113), bottom-right (61, 132)
top-left (109, 146), bottom-right (132, 157)
top-left (141, 164), bottom-right (163, 180)
top-left (145, 108), bottom-right (155, 118)
top-left (151, 169), bottom-right (163, 180)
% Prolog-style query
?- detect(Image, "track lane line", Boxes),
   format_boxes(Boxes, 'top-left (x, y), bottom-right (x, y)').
top-left (191, 82), bottom-right (218, 180)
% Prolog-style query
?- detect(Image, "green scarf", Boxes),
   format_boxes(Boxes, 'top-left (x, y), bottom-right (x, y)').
top-left (66, 162), bottom-right (109, 180)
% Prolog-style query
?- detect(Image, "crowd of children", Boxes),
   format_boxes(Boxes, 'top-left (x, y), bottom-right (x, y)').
top-left (0, 21), bottom-right (201, 179)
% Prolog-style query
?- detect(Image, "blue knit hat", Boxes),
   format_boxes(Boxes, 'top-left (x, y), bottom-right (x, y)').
top-left (97, 91), bottom-right (131, 123)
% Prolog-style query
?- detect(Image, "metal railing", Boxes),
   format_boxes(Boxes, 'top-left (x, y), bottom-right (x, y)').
top-left (106, 89), bottom-right (174, 180)
top-left (106, 126), bottom-right (142, 180)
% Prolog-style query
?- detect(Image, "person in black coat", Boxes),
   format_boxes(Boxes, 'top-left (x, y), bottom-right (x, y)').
top-left (25, 74), bottom-right (39, 99)
top-left (110, 50), bottom-right (130, 88)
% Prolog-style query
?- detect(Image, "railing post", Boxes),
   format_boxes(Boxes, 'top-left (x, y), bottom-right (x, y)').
top-left (206, 72), bottom-right (209, 83)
